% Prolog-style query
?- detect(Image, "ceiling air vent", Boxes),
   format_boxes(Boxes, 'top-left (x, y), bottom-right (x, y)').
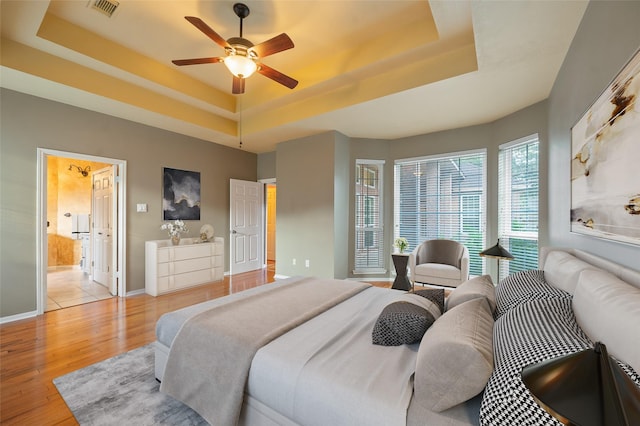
top-left (90, 0), bottom-right (120, 18)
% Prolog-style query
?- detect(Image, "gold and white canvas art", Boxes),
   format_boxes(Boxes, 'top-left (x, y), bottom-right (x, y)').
top-left (571, 48), bottom-right (640, 246)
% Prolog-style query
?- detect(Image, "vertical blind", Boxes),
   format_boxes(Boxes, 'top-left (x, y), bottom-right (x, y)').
top-left (354, 160), bottom-right (385, 271)
top-left (394, 150), bottom-right (486, 276)
top-left (498, 136), bottom-right (539, 278)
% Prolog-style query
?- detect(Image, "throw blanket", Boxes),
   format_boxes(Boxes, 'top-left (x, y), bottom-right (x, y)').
top-left (160, 277), bottom-right (370, 426)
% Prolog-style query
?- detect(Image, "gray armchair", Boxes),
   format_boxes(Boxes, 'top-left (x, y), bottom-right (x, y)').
top-left (408, 239), bottom-right (470, 288)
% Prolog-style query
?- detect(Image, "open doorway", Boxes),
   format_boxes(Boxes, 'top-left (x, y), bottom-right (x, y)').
top-left (46, 156), bottom-right (111, 310)
top-left (37, 149), bottom-right (126, 314)
top-left (266, 183), bottom-right (276, 274)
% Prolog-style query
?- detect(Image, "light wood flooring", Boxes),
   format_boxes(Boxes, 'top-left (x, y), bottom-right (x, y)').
top-left (0, 266), bottom-right (390, 425)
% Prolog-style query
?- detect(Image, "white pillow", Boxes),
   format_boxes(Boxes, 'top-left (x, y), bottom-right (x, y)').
top-left (543, 250), bottom-right (595, 294)
top-left (573, 269), bottom-right (640, 373)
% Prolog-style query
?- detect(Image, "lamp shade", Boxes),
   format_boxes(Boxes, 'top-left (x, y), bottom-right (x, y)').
top-left (522, 342), bottom-right (640, 426)
top-left (224, 55), bottom-right (257, 78)
top-left (479, 240), bottom-right (514, 260)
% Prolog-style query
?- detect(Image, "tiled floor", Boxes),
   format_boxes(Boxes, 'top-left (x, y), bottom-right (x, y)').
top-left (46, 266), bottom-right (113, 311)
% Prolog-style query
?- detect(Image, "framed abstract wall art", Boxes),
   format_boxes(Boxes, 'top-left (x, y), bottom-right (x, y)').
top-left (163, 167), bottom-right (201, 220)
top-left (570, 48), bottom-right (640, 246)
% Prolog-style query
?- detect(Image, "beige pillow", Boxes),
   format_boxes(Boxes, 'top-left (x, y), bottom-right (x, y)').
top-left (414, 297), bottom-right (494, 412)
top-left (446, 275), bottom-right (496, 313)
top-left (573, 269), bottom-right (640, 374)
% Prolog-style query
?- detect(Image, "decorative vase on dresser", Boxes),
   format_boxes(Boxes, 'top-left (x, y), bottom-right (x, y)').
top-left (145, 237), bottom-right (224, 296)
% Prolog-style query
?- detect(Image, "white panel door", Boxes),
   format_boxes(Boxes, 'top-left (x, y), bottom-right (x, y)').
top-left (92, 166), bottom-right (116, 295)
top-left (230, 179), bottom-right (264, 274)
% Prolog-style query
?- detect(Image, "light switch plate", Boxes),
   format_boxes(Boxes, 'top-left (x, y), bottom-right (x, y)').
top-left (136, 203), bottom-right (148, 213)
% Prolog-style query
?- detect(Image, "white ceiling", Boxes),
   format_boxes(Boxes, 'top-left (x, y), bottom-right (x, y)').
top-left (0, 0), bottom-right (588, 153)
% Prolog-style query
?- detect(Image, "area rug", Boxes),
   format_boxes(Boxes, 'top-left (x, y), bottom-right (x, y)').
top-left (53, 344), bottom-right (207, 425)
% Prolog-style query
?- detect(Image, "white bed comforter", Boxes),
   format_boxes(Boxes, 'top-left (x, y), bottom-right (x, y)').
top-left (247, 286), bottom-right (419, 426)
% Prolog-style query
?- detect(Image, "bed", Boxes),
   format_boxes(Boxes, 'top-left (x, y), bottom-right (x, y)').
top-left (154, 247), bottom-right (640, 426)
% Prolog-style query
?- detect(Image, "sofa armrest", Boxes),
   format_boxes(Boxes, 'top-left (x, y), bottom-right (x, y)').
top-left (408, 246), bottom-right (419, 282)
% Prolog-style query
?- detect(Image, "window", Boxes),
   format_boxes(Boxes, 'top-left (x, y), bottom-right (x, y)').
top-left (498, 135), bottom-right (539, 278)
top-left (394, 150), bottom-right (486, 276)
top-left (355, 160), bottom-right (385, 272)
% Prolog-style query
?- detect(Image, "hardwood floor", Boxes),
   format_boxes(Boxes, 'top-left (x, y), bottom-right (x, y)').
top-left (0, 268), bottom-right (390, 425)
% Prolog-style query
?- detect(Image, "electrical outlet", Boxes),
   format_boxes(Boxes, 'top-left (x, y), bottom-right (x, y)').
top-left (292, 258), bottom-right (296, 266)
top-left (305, 259), bottom-right (310, 268)
top-left (136, 203), bottom-right (147, 213)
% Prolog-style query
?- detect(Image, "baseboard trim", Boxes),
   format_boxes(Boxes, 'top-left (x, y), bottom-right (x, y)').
top-left (125, 288), bottom-right (145, 297)
top-left (346, 277), bottom-right (393, 282)
top-left (0, 310), bottom-right (38, 324)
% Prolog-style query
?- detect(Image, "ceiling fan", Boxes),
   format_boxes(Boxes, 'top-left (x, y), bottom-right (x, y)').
top-left (172, 3), bottom-right (298, 94)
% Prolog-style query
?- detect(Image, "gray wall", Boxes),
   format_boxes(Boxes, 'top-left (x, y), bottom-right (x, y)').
top-left (276, 132), bottom-right (340, 278)
top-left (257, 151), bottom-right (276, 181)
top-left (547, 0), bottom-right (640, 268)
top-left (262, 102), bottom-right (547, 282)
top-left (333, 132), bottom-right (350, 278)
top-left (0, 89), bottom-right (256, 318)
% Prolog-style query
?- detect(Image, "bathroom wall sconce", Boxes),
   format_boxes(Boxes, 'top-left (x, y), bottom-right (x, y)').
top-left (69, 164), bottom-right (91, 177)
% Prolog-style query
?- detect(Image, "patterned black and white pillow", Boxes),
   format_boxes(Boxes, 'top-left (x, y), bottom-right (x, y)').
top-left (482, 280), bottom-right (640, 426)
top-left (413, 288), bottom-right (445, 314)
top-left (495, 270), bottom-right (571, 318)
top-left (372, 301), bottom-right (436, 346)
top-left (481, 297), bottom-right (592, 425)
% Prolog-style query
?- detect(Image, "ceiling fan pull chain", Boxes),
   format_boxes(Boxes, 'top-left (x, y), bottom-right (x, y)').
top-left (239, 96), bottom-right (243, 149)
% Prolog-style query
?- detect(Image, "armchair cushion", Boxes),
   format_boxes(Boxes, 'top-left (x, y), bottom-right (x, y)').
top-left (415, 263), bottom-right (461, 281)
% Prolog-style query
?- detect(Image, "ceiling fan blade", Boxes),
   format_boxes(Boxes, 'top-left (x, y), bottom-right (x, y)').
top-left (172, 57), bottom-right (224, 66)
top-left (251, 33), bottom-right (294, 58)
top-left (257, 63), bottom-right (298, 89)
top-left (184, 16), bottom-right (230, 50)
top-left (232, 76), bottom-right (245, 94)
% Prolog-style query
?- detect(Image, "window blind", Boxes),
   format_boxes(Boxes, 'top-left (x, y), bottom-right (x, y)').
top-left (394, 150), bottom-right (486, 276)
top-left (354, 160), bottom-right (385, 272)
top-left (498, 136), bottom-right (539, 278)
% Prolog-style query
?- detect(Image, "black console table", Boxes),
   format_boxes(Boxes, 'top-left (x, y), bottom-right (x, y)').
top-left (391, 253), bottom-right (412, 291)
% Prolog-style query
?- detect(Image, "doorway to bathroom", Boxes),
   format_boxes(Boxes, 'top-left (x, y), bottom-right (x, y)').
top-left (37, 149), bottom-right (127, 314)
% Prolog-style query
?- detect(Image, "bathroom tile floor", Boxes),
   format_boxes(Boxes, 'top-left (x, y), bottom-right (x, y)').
top-left (46, 266), bottom-right (113, 311)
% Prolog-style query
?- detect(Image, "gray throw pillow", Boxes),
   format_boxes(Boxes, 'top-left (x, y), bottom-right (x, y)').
top-left (414, 288), bottom-right (445, 314)
top-left (372, 301), bottom-right (436, 346)
top-left (414, 297), bottom-right (494, 412)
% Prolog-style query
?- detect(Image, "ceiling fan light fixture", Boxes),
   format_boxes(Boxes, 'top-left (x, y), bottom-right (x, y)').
top-left (172, 3), bottom-right (297, 94)
top-left (224, 54), bottom-right (257, 78)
